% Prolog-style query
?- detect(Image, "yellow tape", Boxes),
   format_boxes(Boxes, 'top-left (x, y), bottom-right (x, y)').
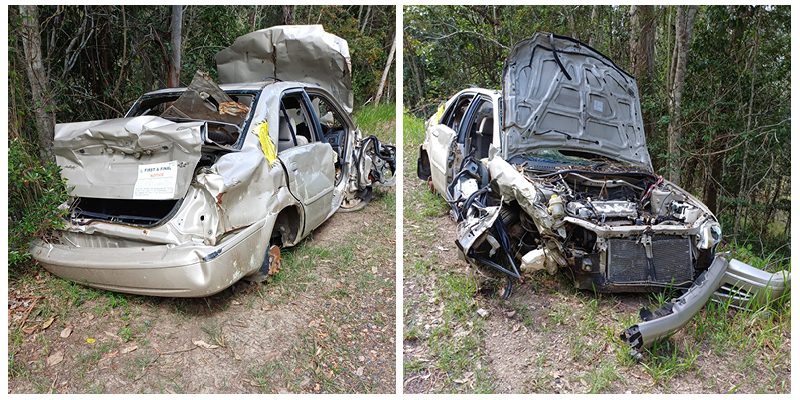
top-left (254, 121), bottom-right (277, 167)
top-left (434, 103), bottom-right (445, 123)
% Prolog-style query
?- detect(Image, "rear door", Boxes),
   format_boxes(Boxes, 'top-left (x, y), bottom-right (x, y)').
top-left (276, 90), bottom-right (336, 236)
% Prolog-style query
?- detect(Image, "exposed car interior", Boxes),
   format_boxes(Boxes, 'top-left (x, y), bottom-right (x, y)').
top-left (278, 93), bottom-right (314, 153)
top-left (463, 98), bottom-right (494, 160)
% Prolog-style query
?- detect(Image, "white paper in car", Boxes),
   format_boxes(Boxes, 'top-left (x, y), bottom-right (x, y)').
top-left (133, 161), bottom-right (178, 199)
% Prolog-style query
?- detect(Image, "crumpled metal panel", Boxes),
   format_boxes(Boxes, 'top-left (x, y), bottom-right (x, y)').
top-left (161, 71), bottom-right (249, 126)
top-left (502, 33), bottom-right (652, 170)
top-left (54, 116), bottom-right (204, 200)
top-left (486, 156), bottom-right (565, 238)
top-left (216, 25), bottom-right (354, 114)
top-left (277, 143), bottom-right (336, 236)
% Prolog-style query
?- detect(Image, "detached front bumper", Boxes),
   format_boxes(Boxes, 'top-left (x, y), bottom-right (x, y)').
top-left (621, 256), bottom-right (791, 355)
top-left (30, 222), bottom-right (268, 297)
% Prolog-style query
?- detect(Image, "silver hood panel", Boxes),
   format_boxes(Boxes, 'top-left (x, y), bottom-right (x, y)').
top-left (502, 33), bottom-right (652, 170)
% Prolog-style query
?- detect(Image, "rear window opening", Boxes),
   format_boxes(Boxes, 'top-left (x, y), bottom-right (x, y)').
top-left (70, 197), bottom-right (182, 227)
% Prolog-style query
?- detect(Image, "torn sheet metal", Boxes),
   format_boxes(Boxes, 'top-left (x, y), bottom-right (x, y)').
top-left (216, 25), bottom-right (354, 114)
top-left (161, 71), bottom-right (249, 126)
top-left (486, 155), bottom-right (565, 238)
top-left (54, 116), bottom-right (203, 200)
top-left (356, 136), bottom-right (396, 188)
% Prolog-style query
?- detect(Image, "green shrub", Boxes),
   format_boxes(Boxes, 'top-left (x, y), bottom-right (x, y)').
top-left (7, 138), bottom-right (70, 274)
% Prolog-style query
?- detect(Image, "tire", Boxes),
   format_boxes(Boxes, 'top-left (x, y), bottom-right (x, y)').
top-left (338, 187), bottom-right (373, 213)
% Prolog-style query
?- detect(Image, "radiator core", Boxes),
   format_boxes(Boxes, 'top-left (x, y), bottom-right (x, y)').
top-left (607, 235), bottom-right (693, 284)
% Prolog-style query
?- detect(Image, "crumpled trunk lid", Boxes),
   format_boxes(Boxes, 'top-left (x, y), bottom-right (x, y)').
top-left (55, 116), bottom-right (204, 200)
top-left (215, 25), bottom-right (353, 114)
top-left (502, 33), bottom-right (652, 171)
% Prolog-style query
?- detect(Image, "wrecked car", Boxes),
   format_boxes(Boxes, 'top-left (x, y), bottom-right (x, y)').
top-left (30, 25), bottom-right (395, 297)
top-left (416, 33), bottom-right (789, 354)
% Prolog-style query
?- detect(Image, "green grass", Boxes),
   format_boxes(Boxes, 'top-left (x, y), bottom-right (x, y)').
top-left (403, 110), bottom-right (427, 145)
top-left (403, 113), bottom-right (494, 393)
top-left (355, 103), bottom-right (397, 145)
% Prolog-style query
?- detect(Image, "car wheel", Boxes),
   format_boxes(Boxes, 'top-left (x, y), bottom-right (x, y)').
top-left (244, 244), bottom-right (282, 283)
top-left (339, 187), bottom-right (373, 212)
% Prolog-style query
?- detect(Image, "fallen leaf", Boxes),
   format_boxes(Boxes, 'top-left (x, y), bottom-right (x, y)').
top-left (47, 350), bottom-right (64, 366)
top-left (42, 317), bottom-right (55, 330)
top-left (86, 338), bottom-right (95, 344)
top-left (121, 344), bottom-right (138, 354)
top-left (22, 326), bottom-right (37, 334)
top-left (60, 326), bottom-right (73, 338)
top-left (356, 367), bottom-right (364, 376)
top-left (104, 349), bottom-right (119, 358)
top-left (193, 340), bottom-right (219, 349)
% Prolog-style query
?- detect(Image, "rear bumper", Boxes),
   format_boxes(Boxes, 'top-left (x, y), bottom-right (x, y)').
top-left (30, 221), bottom-right (268, 297)
top-left (620, 256), bottom-right (791, 355)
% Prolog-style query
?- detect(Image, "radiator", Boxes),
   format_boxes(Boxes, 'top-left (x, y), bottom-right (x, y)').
top-left (607, 235), bottom-right (693, 284)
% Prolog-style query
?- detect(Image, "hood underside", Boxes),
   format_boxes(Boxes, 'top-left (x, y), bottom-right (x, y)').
top-left (502, 33), bottom-right (652, 171)
top-left (215, 25), bottom-right (353, 114)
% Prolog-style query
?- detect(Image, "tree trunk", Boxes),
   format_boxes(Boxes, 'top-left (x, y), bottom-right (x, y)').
top-left (629, 5), bottom-right (655, 83)
top-left (168, 5), bottom-right (183, 88)
top-left (589, 6), bottom-right (598, 47)
top-left (666, 5), bottom-right (697, 186)
top-left (361, 6), bottom-right (372, 34)
top-left (629, 5), bottom-right (656, 140)
top-left (703, 136), bottom-right (726, 217)
top-left (764, 175), bottom-right (782, 230)
top-left (281, 5), bottom-right (296, 25)
top-left (404, 34), bottom-right (424, 108)
top-left (19, 5), bottom-right (56, 163)
top-left (374, 35), bottom-right (396, 108)
top-left (734, 7), bottom-right (762, 238)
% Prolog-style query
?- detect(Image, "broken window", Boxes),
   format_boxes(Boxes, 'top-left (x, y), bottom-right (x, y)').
top-left (442, 94), bottom-right (474, 133)
top-left (309, 92), bottom-right (349, 184)
top-left (277, 92), bottom-right (316, 153)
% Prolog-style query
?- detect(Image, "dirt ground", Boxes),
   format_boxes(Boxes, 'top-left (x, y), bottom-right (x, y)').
top-left (8, 189), bottom-right (396, 394)
top-left (401, 155), bottom-right (790, 394)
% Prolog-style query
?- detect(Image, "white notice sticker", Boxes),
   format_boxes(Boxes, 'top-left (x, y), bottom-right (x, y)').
top-left (133, 161), bottom-right (178, 199)
top-left (593, 99), bottom-right (604, 112)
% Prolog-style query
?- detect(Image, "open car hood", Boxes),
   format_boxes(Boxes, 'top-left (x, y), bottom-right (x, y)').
top-left (216, 25), bottom-right (353, 114)
top-left (502, 33), bottom-right (652, 171)
top-left (54, 116), bottom-right (203, 200)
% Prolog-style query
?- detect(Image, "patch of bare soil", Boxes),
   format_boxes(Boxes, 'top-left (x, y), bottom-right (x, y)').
top-left (8, 190), bottom-right (396, 394)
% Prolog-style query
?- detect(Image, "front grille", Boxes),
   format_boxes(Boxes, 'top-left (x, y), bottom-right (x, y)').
top-left (607, 235), bottom-right (693, 284)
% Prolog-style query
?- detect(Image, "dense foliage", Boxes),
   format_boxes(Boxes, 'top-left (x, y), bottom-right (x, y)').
top-left (7, 5), bottom-right (395, 272)
top-left (404, 5), bottom-right (790, 259)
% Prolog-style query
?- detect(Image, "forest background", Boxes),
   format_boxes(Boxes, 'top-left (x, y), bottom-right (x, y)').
top-left (403, 5), bottom-right (791, 261)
